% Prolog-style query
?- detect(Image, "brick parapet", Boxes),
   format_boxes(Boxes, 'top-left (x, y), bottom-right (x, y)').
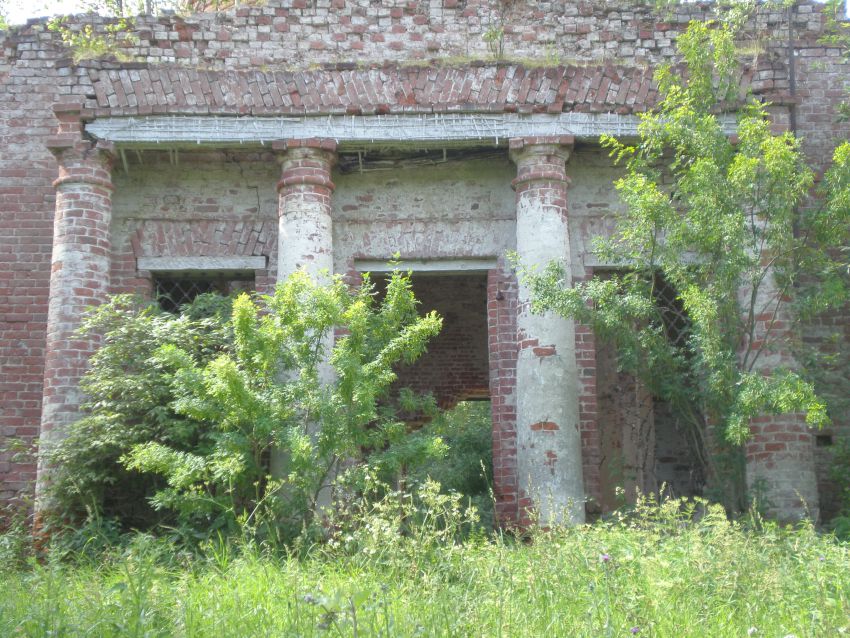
top-left (0, 1), bottom-right (829, 71)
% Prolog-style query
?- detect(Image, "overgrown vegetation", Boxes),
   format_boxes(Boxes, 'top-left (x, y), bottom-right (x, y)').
top-left (45, 270), bottom-right (448, 546)
top-left (2, 494), bottom-right (849, 636)
top-left (520, 18), bottom-right (850, 513)
top-left (404, 401), bottom-right (494, 529)
top-left (43, 292), bottom-right (234, 536)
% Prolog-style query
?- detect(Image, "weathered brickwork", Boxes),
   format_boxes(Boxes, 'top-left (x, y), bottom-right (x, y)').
top-left (10, 0), bottom-right (825, 69)
top-left (1, 0), bottom-right (848, 524)
top-left (110, 151), bottom-right (279, 296)
top-left (487, 262), bottom-right (519, 526)
top-left (81, 63), bottom-right (661, 116)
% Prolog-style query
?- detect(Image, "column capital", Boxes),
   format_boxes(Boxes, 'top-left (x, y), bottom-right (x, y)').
top-left (509, 136), bottom-right (573, 192)
top-left (509, 135), bottom-right (574, 159)
top-left (271, 138), bottom-right (339, 153)
top-left (49, 140), bottom-right (116, 190)
top-left (274, 139), bottom-right (337, 193)
top-left (48, 100), bottom-right (115, 189)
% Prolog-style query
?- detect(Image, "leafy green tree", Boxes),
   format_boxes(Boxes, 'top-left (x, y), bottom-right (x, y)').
top-left (48, 270), bottom-right (443, 543)
top-left (521, 20), bottom-right (850, 510)
top-left (820, 0), bottom-right (850, 120)
top-left (120, 270), bottom-right (442, 541)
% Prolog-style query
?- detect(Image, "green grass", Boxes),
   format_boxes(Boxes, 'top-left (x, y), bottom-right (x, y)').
top-left (2, 501), bottom-right (849, 637)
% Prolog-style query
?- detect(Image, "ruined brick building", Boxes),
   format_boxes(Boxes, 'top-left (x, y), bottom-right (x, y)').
top-left (1, 0), bottom-right (848, 525)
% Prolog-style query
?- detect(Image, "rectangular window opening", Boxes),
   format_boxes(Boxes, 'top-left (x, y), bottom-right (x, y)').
top-left (153, 273), bottom-right (255, 313)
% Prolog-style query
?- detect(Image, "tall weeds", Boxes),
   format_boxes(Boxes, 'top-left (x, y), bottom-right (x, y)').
top-left (2, 492), bottom-right (848, 636)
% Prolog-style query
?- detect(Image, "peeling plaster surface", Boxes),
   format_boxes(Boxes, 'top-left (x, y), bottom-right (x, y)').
top-left (333, 158), bottom-right (517, 270)
top-left (515, 187), bottom-right (584, 525)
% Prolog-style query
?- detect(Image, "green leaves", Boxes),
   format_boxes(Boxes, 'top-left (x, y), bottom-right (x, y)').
top-left (45, 295), bottom-right (232, 530)
top-left (80, 270), bottom-right (442, 542)
top-left (48, 270), bottom-right (443, 543)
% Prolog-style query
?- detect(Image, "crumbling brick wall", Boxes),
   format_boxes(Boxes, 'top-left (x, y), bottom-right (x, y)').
top-left (1, 0), bottom-right (848, 521)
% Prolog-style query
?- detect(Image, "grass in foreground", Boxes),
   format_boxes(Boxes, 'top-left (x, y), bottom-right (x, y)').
top-left (1, 498), bottom-right (848, 637)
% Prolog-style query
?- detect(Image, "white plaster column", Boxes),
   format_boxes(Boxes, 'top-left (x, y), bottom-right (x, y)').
top-left (274, 139), bottom-right (337, 281)
top-left (272, 139), bottom-right (337, 485)
top-left (36, 104), bottom-right (115, 514)
top-left (510, 135), bottom-right (585, 526)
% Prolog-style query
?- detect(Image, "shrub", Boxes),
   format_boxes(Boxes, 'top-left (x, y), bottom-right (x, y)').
top-left (47, 270), bottom-right (444, 546)
top-left (45, 293), bottom-right (234, 533)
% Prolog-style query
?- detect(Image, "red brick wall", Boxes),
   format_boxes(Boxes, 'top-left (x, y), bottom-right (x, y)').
top-left (0, 40), bottom-right (75, 509)
top-left (9, 1), bottom-right (825, 71)
top-left (393, 274), bottom-right (491, 409)
top-left (487, 263), bottom-right (518, 526)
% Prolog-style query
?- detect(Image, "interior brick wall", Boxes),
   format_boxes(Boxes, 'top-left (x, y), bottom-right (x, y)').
top-left (393, 273), bottom-right (491, 409)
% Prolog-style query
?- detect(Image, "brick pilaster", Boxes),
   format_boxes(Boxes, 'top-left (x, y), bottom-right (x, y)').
top-left (488, 263), bottom-right (519, 527)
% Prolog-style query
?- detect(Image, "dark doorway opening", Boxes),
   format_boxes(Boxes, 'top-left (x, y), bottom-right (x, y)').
top-left (594, 273), bottom-right (705, 513)
top-left (372, 271), bottom-right (495, 526)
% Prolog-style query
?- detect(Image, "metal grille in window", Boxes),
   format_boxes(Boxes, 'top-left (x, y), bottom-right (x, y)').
top-left (654, 276), bottom-right (691, 348)
top-left (154, 275), bottom-right (254, 313)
